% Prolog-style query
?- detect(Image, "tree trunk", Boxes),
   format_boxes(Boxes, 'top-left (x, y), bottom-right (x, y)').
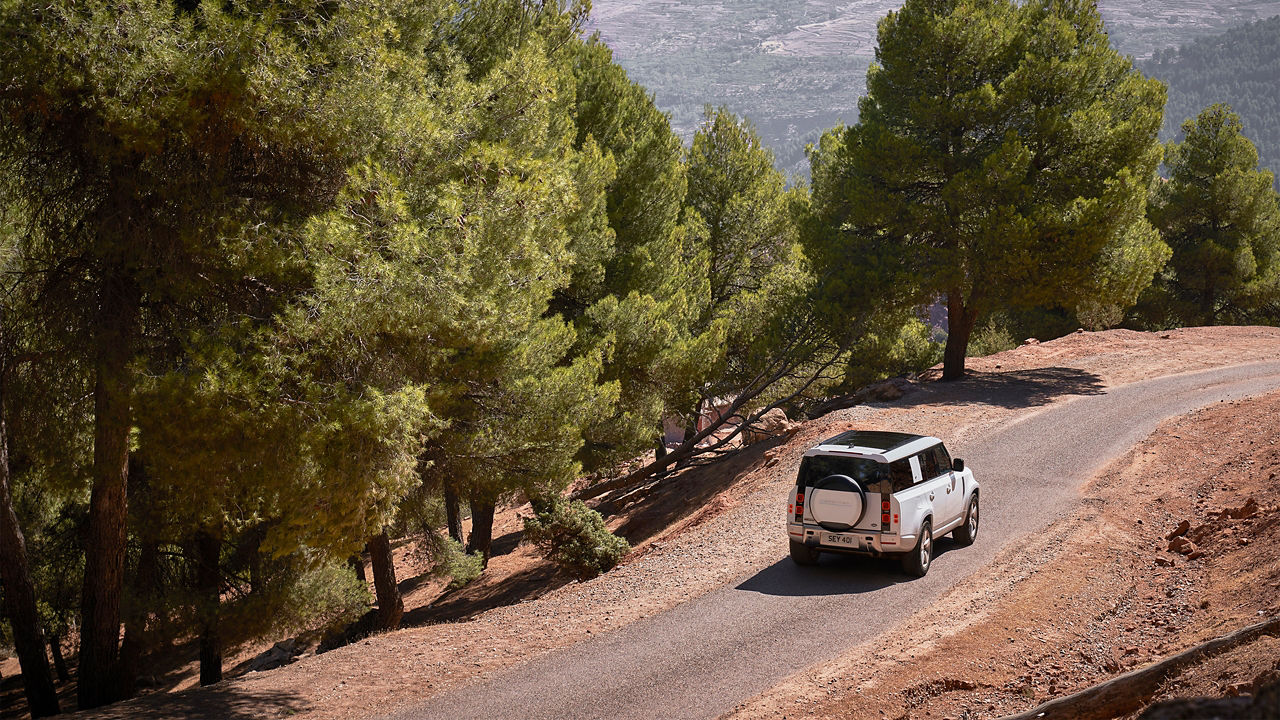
top-left (942, 289), bottom-right (978, 381)
top-left (347, 554), bottom-right (366, 583)
top-left (0, 361), bottom-right (61, 717)
top-left (49, 634), bottom-right (69, 684)
top-left (655, 419), bottom-right (667, 460)
top-left (443, 483), bottom-right (463, 543)
top-left (366, 531), bottom-right (403, 631)
top-left (466, 495), bottom-right (496, 565)
top-left (119, 537), bottom-right (159, 698)
top-left (195, 529), bottom-right (222, 686)
top-left (246, 526), bottom-right (264, 594)
top-left (78, 272), bottom-right (139, 709)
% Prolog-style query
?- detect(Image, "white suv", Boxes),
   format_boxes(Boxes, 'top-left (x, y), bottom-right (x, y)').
top-left (785, 430), bottom-right (978, 576)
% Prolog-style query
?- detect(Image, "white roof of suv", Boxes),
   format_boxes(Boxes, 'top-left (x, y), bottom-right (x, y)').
top-left (805, 430), bottom-right (940, 464)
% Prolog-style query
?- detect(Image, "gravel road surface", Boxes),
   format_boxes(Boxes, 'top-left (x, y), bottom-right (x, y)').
top-left (384, 361), bottom-right (1280, 720)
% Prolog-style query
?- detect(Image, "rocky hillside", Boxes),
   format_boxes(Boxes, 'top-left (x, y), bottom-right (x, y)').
top-left (588, 0), bottom-right (1280, 177)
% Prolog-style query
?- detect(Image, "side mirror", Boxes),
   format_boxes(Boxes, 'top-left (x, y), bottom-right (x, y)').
top-left (952, 458), bottom-right (964, 472)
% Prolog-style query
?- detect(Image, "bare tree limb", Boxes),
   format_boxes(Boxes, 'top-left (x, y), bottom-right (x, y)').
top-left (995, 616), bottom-right (1280, 720)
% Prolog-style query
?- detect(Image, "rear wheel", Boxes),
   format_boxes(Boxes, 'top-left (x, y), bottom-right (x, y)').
top-left (789, 539), bottom-right (820, 566)
top-left (902, 520), bottom-right (932, 577)
top-left (953, 494), bottom-right (979, 546)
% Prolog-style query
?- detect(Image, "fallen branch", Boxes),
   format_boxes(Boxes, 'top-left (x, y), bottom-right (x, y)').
top-left (574, 348), bottom-right (840, 503)
top-left (995, 616), bottom-right (1280, 720)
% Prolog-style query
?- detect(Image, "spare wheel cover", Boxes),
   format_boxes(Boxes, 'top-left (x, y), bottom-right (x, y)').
top-left (808, 474), bottom-right (867, 532)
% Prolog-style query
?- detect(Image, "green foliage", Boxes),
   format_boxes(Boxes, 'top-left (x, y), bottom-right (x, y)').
top-left (1144, 17), bottom-right (1280, 189)
top-left (232, 556), bottom-right (371, 640)
top-left (1139, 104), bottom-right (1280, 327)
top-left (684, 107), bottom-right (813, 405)
top-left (965, 316), bottom-right (1019, 358)
top-left (523, 498), bottom-right (630, 580)
top-left (556, 35), bottom-right (721, 466)
top-left (808, 0), bottom-right (1170, 377)
top-left (430, 536), bottom-right (485, 590)
top-left (842, 316), bottom-right (943, 390)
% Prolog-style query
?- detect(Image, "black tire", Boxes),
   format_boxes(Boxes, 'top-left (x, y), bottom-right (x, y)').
top-left (789, 538), bottom-right (820, 566)
top-left (902, 520), bottom-right (932, 577)
top-left (953, 494), bottom-right (979, 546)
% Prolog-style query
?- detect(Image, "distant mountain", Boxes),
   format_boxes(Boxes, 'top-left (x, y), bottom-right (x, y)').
top-left (1142, 16), bottom-right (1280, 184)
top-left (589, 1), bottom-right (1280, 178)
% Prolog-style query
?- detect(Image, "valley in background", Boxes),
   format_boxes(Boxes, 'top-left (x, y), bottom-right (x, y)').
top-left (588, 1), bottom-right (1280, 178)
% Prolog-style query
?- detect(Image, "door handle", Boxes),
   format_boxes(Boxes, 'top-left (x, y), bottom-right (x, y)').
top-left (929, 493), bottom-right (935, 501)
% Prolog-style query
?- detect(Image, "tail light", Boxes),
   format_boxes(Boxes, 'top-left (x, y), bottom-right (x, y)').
top-left (881, 499), bottom-right (892, 528)
top-left (794, 488), bottom-right (805, 522)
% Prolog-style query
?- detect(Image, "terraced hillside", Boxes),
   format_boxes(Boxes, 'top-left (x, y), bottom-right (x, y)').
top-left (588, 1), bottom-right (1280, 177)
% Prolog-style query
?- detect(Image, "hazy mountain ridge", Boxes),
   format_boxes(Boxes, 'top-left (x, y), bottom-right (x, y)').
top-left (589, 1), bottom-right (1280, 177)
top-left (1142, 15), bottom-right (1280, 186)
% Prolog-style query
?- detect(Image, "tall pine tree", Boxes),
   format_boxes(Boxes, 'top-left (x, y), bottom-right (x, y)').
top-left (1145, 104), bottom-right (1280, 326)
top-left (811, 0), bottom-right (1168, 379)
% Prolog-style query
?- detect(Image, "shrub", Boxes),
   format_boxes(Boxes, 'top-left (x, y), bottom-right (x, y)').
top-left (523, 498), bottom-right (629, 580)
top-left (843, 316), bottom-right (943, 390)
top-left (966, 315), bottom-right (1018, 357)
top-left (430, 536), bottom-right (484, 589)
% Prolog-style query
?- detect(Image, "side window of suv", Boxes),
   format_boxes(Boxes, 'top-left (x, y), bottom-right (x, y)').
top-left (889, 459), bottom-right (914, 492)
top-left (931, 444), bottom-right (952, 474)
top-left (917, 448), bottom-right (941, 480)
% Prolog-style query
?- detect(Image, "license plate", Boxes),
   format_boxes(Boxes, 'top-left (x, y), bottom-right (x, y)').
top-left (821, 532), bottom-right (858, 548)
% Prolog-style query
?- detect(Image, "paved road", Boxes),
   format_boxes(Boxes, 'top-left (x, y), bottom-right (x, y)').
top-left (385, 361), bottom-right (1280, 720)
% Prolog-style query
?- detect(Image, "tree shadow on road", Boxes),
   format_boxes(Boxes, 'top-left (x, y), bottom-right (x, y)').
top-left (735, 538), bottom-right (965, 597)
top-left (898, 367), bottom-right (1106, 410)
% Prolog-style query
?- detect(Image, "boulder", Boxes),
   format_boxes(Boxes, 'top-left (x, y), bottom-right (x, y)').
top-left (863, 379), bottom-right (906, 402)
top-left (1223, 498), bottom-right (1259, 520)
top-left (743, 408), bottom-right (796, 445)
top-left (247, 638), bottom-right (301, 673)
top-left (1166, 519), bottom-right (1190, 540)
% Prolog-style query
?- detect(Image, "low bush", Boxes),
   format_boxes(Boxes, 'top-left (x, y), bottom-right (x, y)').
top-left (523, 498), bottom-right (629, 580)
top-left (429, 535), bottom-right (484, 589)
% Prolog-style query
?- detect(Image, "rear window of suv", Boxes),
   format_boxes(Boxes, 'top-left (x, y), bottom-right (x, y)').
top-left (797, 455), bottom-right (890, 494)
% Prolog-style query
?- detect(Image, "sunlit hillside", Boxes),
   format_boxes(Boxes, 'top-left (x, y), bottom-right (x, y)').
top-left (589, 1), bottom-right (1280, 177)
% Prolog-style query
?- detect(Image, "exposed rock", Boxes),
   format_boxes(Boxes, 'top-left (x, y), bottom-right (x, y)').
top-left (1186, 549), bottom-right (1205, 561)
top-left (1188, 523), bottom-right (1215, 543)
top-left (1222, 498), bottom-right (1259, 520)
top-left (1023, 338), bottom-right (1040, 345)
top-left (743, 408), bottom-right (797, 445)
top-left (864, 379), bottom-right (906, 402)
top-left (1166, 520), bottom-right (1190, 540)
top-left (247, 638), bottom-right (301, 673)
top-left (1167, 536), bottom-right (1194, 554)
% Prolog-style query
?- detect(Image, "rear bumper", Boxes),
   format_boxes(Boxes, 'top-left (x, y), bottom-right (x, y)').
top-left (788, 522), bottom-right (905, 556)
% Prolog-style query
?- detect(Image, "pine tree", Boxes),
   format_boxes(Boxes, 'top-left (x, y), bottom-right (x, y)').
top-left (812, 0), bottom-right (1168, 379)
top-left (684, 106), bottom-right (810, 401)
top-left (1145, 104), bottom-right (1280, 325)
top-left (0, 0), bottom-right (456, 702)
top-left (560, 36), bottom-right (717, 464)
top-left (0, 204), bottom-right (59, 715)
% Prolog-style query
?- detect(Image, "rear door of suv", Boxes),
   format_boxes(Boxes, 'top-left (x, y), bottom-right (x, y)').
top-left (927, 443), bottom-right (965, 526)
top-left (915, 445), bottom-right (959, 527)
